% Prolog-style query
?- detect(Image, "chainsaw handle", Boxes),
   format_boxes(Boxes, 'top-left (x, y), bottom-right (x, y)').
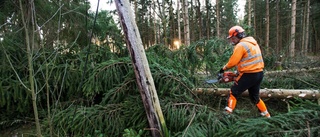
top-left (217, 73), bottom-right (223, 81)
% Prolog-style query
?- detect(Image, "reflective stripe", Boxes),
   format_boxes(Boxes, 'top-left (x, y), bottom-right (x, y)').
top-left (241, 53), bottom-right (262, 62)
top-left (241, 59), bottom-right (264, 67)
top-left (261, 111), bottom-right (271, 118)
top-left (225, 107), bottom-right (233, 113)
top-left (260, 110), bottom-right (269, 116)
top-left (238, 42), bottom-right (263, 68)
top-left (239, 42), bottom-right (252, 61)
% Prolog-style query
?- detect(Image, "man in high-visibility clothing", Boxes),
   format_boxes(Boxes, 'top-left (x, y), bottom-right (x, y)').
top-left (219, 26), bottom-right (271, 118)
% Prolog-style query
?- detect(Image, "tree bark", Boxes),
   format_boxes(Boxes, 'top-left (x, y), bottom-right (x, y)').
top-left (115, 1), bottom-right (168, 136)
top-left (253, 0), bottom-right (256, 38)
top-left (264, 67), bottom-right (320, 75)
top-left (248, 0), bottom-right (251, 27)
top-left (177, 0), bottom-right (181, 42)
top-left (276, 0), bottom-right (280, 55)
top-left (152, 1), bottom-right (158, 44)
top-left (265, 0), bottom-right (270, 54)
top-left (194, 88), bottom-right (320, 99)
top-left (196, 0), bottom-right (202, 40)
top-left (304, 0), bottom-right (310, 55)
top-left (216, 0), bottom-right (220, 38)
top-left (18, 0), bottom-right (42, 136)
top-left (289, 0), bottom-right (296, 57)
top-left (182, 0), bottom-right (190, 46)
top-left (205, 0), bottom-right (210, 40)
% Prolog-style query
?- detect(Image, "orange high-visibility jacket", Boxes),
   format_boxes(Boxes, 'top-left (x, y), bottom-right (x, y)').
top-left (223, 37), bottom-right (264, 75)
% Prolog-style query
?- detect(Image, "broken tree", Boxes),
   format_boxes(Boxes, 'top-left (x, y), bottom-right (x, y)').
top-left (115, 0), bottom-right (168, 137)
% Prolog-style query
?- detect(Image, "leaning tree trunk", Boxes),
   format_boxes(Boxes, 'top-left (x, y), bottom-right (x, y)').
top-left (115, 1), bottom-right (168, 137)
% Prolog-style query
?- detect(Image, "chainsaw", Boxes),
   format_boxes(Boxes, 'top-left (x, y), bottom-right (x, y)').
top-left (205, 71), bottom-right (238, 84)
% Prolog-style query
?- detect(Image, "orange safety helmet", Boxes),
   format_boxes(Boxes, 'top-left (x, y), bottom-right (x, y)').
top-left (227, 26), bottom-right (245, 39)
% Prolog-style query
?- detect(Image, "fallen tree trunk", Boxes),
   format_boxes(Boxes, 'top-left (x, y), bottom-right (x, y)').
top-left (265, 67), bottom-right (320, 75)
top-left (194, 88), bottom-right (320, 99)
top-left (196, 67), bottom-right (320, 77)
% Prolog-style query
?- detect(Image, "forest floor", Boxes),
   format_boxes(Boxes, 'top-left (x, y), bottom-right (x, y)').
top-left (0, 123), bottom-right (36, 137)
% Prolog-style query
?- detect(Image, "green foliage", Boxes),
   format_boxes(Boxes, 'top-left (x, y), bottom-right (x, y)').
top-left (123, 129), bottom-right (144, 137)
top-left (1, 1), bottom-right (320, 136)
top-left (214, 99), bottom-right (320, 137)
top-left (201, 38), bottom-right (233, 74)
top-left (2, 34), bottom-right (320, 136)
top-left (50, 104), bottom-right (127, 136)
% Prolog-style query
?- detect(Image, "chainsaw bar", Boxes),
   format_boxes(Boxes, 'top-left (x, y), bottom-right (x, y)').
top-left (205, 79), bottom-right (219, 84)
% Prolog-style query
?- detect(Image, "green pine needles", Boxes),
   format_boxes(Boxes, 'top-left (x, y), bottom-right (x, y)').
top-left (1, 38), bottom-right (320, 136)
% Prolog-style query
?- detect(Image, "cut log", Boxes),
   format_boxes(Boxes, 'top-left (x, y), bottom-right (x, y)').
top-left (194, 88), bottom-right (320, 99)
top-left (265, 67), bottom-right (320, 75)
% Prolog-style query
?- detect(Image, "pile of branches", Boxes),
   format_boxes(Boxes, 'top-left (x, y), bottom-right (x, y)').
top-left (1, 39), bottom-right (320, 136)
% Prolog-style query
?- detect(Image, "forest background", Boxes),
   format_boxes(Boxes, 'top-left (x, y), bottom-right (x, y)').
top-left (0, 0), bottom-right (320, 136)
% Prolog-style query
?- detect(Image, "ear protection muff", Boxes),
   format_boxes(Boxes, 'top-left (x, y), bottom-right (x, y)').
top-left (235, 29), bottom-right (245, 38)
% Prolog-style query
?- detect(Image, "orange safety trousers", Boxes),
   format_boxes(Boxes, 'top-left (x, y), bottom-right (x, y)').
top-left (225, 92), bottom-right (270, 118)
top-left (225, 92), bottom-right (237, 113)
top-left (256, 99), bottom-right (271, 118)
top-left (225, 95), bottom-right (270, 118)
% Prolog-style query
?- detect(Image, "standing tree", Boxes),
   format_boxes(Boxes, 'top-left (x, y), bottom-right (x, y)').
top-left (276, 0), bottom-right (281, 55)
top-left (289, 0), bottom-right (297, 57)
top-left (18, 0), bottom-right (42, 136)
top-left (303, 0), bottom-right (310, 55)
top-left (216, 0), bottom-right (220, 38)
top-left (265, 0), bottom-right (270, 54)
top-left (205, 0), bottom-right (211, 39)
top-left (248, 0), bottom-right (252, 27)
top-left (253, 0), bottom-right (257, 37)
top-left (182, 0), bottom-right (190, 46)
top-left (177, 0), bottom-right (181, 43)
top-left (196, 0), bottom-right (202, 40)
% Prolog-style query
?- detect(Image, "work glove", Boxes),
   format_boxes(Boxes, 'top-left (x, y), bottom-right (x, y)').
top-left (219, 68), bottom-right (224, 74)
top-left (217, 68), bottom-right (224, 80)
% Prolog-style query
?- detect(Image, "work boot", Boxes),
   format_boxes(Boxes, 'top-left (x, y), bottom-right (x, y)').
top-left (256, 99), bottom-right (271, 118)
top-left (226, 92), bottom-right (237, 113)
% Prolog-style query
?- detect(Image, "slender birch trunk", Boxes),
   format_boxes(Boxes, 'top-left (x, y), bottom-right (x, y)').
top-left (18, 0), bottom-right (42, 136)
